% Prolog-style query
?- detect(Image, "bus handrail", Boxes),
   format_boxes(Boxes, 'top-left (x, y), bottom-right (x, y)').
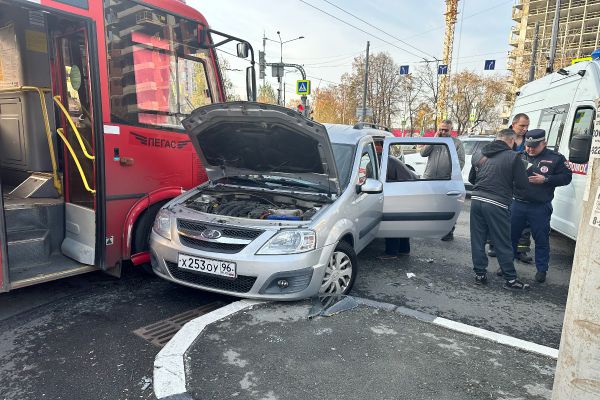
top-left (52, 96), bottom-right (95, 161)
top-left (0, 86), bottom-right (62, 195)
top-left (55, 128), bottom-right (96, 194)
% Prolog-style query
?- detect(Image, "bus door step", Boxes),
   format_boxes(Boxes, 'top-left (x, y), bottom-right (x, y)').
top-left (9, 172), bottom-right (59, 199)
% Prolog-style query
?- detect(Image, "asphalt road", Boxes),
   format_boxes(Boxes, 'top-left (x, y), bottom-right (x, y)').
top-left (351, 198), bottom-right (574, 348)
top-left (0, 198), bottom-right (575, 399)
top-left (187, 301), bottom-right (557, 400)
top-left (0, 266), bottom-right (233, 400)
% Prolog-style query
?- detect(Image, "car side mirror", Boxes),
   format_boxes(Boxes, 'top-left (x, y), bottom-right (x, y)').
top-left (569, 135), bottom-right (592, 164)
top-left (359, 178), bottom-right (383, 194)
top-left (237, 42), bottom-right (250, 58)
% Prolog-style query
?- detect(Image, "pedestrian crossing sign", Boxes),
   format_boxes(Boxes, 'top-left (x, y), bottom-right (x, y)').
top-left (296, 80), bottom-right (311, 95)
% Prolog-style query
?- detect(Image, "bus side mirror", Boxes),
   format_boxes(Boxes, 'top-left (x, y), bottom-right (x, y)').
top-left (569, 135), bottom-right (592, 164)
top-left (246, 66), bottom-right (256, 101)
top-left (237, 42), bottom-right (250, 59)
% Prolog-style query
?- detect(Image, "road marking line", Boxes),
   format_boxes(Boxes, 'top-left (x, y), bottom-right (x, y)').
top-left (431, 316), bottom-right (559, 359)
top-left (153, 299), bottom-right (264, 399)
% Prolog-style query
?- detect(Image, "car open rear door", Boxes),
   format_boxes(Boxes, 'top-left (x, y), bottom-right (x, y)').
top-left (377, 137), bottom-right (465, 238)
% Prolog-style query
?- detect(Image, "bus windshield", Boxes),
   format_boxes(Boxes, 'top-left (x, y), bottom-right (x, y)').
top-left (104, 0), bottom-right (220, 130)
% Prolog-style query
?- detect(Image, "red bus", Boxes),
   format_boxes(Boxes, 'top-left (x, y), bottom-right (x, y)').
top-left (0, 0), bottom-right (256, 291)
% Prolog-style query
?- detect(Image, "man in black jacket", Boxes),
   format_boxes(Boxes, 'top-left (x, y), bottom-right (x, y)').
top-left (469, 129), bottom-right (530, 290)
top-left (511, 129), bottom-right (572, 283)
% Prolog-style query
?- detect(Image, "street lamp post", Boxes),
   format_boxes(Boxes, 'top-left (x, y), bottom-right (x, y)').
top-left (265, 31), bottom-right (304, 105)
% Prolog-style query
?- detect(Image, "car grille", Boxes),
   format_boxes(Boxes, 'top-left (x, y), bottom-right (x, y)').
top-left (177, 219), bottom-right (263, 240)
top-left (165, 261), bottom-right (257, 293)
top-left (179, 236), bottom-right (246, 254)
top-left (176, 219), bottom-right (265, 254)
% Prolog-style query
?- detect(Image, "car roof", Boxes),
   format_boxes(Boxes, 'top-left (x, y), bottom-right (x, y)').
top-left (325, 123), bottom-right (394, 145)
top-left (460, 135), bottom-right (495, 141)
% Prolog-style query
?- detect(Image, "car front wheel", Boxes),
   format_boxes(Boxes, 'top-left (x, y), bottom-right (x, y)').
top-left (319, 241), bottom-right (357, 295)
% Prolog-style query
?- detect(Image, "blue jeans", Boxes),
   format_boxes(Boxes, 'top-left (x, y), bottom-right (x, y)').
top-left (511, 200), bottom-right (552, 272)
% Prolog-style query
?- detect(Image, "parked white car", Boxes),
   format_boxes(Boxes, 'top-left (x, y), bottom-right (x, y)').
top-left (402, 135), bottom-right (494, 192)
top-left (459, 136), bottom-right (495, 191)
top-left (149, 103), bottom-right (465, 300)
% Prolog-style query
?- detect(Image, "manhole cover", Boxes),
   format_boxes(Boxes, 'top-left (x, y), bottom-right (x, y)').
top-left (134, 302), bottom-right (223, 347)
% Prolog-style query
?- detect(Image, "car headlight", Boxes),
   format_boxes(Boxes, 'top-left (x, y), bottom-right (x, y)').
top-left (256, 230), bottom-right (316, 255)
top-left (153, 208), bottom-right (172, 240)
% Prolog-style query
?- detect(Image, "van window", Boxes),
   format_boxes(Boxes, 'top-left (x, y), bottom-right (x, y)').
top-left (570, 107), bottom-right (595, 141)
top-left (537, 104), bottom-right (569, 150)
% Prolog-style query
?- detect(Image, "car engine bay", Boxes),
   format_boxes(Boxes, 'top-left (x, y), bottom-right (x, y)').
top-left (183, 188), bottom-right (329, 221)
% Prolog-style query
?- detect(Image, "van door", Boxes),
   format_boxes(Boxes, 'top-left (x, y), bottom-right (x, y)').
top-left (552, 105), bottom-right (595, 239)
top-left (54, 28), bottom-right (97, 265)
top-left (0, 176), bottom-right (7, 292)
top-left (377, 137), bottom-right (465, 238)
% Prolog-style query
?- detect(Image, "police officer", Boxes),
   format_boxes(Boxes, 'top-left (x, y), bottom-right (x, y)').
top-left (511, 129), bottom-right (572, 283)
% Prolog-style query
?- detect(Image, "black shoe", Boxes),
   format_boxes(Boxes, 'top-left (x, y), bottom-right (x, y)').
top-left (503, 279), bottom-right (530, 290)
top-left (441, 232), bottom-right (454, 241)
top-left (475, 273), bottom-right (488, 285)
top-left (496, 268), bottom-right (503, 277)
top-left (535, 271), bottom-right (547, 283)
top-left (516, 252), bottom-right (533, 264)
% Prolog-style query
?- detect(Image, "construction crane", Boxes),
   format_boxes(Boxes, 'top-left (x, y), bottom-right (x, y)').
top-left (437, 0), bottom-right (459, 124)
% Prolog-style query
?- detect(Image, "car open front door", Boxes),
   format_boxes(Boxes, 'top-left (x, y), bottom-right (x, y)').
top-left (377, 137), bottom-right (465, 238)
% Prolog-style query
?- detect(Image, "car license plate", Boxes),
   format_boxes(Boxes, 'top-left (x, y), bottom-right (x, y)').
top-left (177, 254), bottom-right (236, 278)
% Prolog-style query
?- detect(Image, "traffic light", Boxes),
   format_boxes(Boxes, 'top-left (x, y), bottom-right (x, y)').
top-left (258, 51), bottom-right (265, 80)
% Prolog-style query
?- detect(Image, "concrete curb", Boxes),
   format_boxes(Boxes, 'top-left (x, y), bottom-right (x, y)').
top-left (153, 297), bottom-right (559, 399)
top-left (153, 299), bottom-right (265, 399)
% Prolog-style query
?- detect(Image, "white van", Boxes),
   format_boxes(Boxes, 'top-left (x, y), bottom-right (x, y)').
top-left (510, 58), bottom-right (598, 240)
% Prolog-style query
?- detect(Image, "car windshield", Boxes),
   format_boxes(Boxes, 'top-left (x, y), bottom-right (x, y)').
top-left (332, 143), bottom-right (355, 190)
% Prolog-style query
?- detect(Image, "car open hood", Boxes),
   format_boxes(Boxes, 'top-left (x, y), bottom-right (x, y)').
top-left (182, 102), bottom-right (341, 196)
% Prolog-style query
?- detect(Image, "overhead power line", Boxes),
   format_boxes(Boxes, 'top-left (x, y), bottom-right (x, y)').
top-left (320, 0), bottom-right (435, 60)
top-left (297, 0), bottom-right (426, 60)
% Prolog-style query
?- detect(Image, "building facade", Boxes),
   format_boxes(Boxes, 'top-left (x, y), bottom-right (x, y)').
top-left (507, 0), bottom-right (600, 92)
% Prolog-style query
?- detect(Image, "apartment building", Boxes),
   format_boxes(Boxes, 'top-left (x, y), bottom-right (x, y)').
top-left (507, 0), bottom-right (600, 91)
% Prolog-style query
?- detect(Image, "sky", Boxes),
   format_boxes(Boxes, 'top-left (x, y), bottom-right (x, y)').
top-left (188, 0), bottom-right (515, 101)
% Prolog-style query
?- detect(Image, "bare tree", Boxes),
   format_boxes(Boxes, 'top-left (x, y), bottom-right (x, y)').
top-left (416, 63), bottom-right (440, 130)
top-left (447, 71), bottom-right (508, 135)
top-left (398, 74), bottom-right (423, 134)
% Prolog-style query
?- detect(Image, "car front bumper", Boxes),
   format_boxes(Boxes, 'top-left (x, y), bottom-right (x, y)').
top-left (150, 231), bottom-right (334, 301)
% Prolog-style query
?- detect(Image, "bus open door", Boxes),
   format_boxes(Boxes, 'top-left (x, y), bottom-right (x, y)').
top-left (0, 2), bottom-right (102, 290)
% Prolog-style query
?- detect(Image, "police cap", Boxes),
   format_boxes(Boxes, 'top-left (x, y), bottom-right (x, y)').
top-left (524, 129), bottom-right (546, 148)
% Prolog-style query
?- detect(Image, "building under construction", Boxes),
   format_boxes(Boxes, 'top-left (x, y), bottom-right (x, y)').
top-left (507, 0), bottom-right (600, 92)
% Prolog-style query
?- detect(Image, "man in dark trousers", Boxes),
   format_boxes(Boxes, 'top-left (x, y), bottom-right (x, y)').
top-left (511, 129), bottom-right (572, 283)
top-left (469, 129), bottom-right (530, 290)
top-left (488, 113), bottom-right (533, 263)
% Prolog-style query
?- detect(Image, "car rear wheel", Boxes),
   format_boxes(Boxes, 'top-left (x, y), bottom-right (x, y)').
top-left (319, 241), bottom-right (357, 295)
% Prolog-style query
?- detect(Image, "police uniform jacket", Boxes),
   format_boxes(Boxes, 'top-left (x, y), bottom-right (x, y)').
top-left (514, 147), bottom-right (573, 203)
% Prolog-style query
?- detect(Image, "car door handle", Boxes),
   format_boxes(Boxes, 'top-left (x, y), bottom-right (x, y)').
top-left (446, 191), bottom-right (462, 196)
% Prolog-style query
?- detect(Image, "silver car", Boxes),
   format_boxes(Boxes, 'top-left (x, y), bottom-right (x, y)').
top-left (149, 103), bottom-right (465, 300)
